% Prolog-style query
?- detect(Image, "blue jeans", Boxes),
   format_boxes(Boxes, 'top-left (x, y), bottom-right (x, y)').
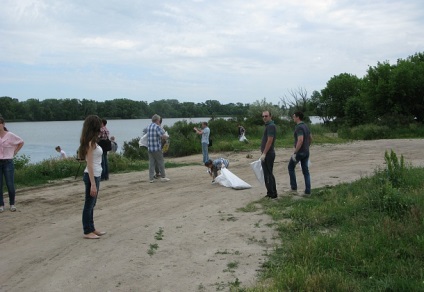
top-left (82, 173), bottom-right (100, 234)
top-left (202, 142), bottom-right (209, 163)
top-left (261, 152), bottom-right (277, 198)
top-left (0, 159), bottom-right (16, 206)
top-left (101, 152), bottom-right (109, 180)
top-left (288, 152), bottom-right (311, 194)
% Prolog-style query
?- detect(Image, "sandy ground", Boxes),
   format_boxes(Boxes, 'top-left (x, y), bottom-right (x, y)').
top-left (0, 139), bottom-right (423, 292)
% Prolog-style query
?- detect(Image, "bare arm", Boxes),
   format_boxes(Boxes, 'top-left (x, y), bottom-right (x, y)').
top-left (262, 136), bottom-right (274, 155)
top-left (294, 135), bottom-right (304, 154)
top-left (14, 141), bottom-right (24, 156)
top-left (86, 143), bottom-right (98, 197)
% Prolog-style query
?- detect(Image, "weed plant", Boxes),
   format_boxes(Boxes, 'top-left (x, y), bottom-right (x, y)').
top-left (12, 153), bottom-right (188, 188)
top-left (243, 151), bottom-right (424, 291)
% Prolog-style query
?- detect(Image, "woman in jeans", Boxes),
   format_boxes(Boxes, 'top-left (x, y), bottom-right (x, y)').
top-left (78, 115), bottom-right (106, 239)
top-left (0, 117), bottom-right (24, 213)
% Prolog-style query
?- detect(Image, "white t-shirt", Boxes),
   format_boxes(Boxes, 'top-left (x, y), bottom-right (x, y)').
top-left (84, 144), bottom-right (103, 177)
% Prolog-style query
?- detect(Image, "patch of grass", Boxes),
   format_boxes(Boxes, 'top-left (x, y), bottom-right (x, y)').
top-left (245, 151), bottom-right (424, 291)
top-left (154, 227), bottom-right (164, 240)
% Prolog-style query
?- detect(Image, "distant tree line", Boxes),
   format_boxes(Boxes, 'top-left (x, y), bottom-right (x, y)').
top-left (2, 51), bottom-right (423, 129)
top-left (0, 98), bottom-right (249, 121)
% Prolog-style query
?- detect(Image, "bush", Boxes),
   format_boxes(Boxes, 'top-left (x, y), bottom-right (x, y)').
top-left (338, 124), bottom-right (391, 140)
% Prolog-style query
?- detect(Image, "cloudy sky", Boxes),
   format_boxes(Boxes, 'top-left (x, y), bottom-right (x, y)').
top-left (1, 0), bottom-right (423, 105)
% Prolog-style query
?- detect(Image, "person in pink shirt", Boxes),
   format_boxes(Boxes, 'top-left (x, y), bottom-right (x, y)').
top-left (0, 117), bottom-right (24, 212)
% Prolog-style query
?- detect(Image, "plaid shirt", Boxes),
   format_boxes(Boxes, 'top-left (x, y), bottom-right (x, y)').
top-left (147, 122), bottom-right (165, 152)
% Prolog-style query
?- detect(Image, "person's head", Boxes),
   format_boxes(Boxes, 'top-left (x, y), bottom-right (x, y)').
top-left (78, 115), bottom-right (102, 159)
top-left (55, 146), bottom-right (61, 152)
top-left (0, 117), bottom-right (8, 131)
top-left (262, 111), bottom-right (272, 123)
top-left (293, 111), bottom-right (304, 123)
top-left (110, 136), bottom-right (115, 142)
top-left (152, 114), bottom-right (161, 124)
top-left (202, 122), bottom-right (208, 128)
top-left (204, 159), bottom-right (213, 168)
top-left (102, 119), bottom-right (107, 126)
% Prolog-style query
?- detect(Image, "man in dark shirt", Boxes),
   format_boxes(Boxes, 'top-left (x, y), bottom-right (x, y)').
top-left (260, 110), bottom-right (277, 199)
top-left (288, 111), bottom-right (312, 196)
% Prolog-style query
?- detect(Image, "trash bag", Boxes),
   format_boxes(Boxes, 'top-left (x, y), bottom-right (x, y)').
top-left (250, 159), bottom-right (264, 184)
top-left (139, 133), bottom-right (148, 147)
top-left (239, 133), bottom-right (248, 142)
top-left (214, 168), bottom-right (251, 189)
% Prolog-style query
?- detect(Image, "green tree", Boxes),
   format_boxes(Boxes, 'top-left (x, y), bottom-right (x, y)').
top-left (320, 73), bottom-right (362, 123)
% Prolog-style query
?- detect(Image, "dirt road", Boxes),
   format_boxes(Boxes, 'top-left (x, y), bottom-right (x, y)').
top-left (0, 139), bottom-right (423, 291)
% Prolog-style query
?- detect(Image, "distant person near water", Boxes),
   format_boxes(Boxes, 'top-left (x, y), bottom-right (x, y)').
top-left (98, 119), bottom-right (110, 181)
top-left (0, 117), bottom-right (24, 213)
top-left (78, 115), bottom-right (106, 239)
top-left (55, 146), bottom-right (67, 159)
top-left (194, 122), bottom-right (210, 163)
top-left (110, 136), bottom-right (118, 153)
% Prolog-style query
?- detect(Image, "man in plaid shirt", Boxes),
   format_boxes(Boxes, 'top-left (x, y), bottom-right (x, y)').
top-left (147, 114), bottom-right (170, 183)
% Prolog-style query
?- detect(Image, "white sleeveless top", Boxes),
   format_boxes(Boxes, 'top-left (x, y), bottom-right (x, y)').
top-left (84, 144), bottom-right (103, 177)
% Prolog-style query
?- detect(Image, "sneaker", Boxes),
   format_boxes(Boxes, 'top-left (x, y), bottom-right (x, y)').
top-left (153, 174), bottom-right (160, 179)
top-left (0, 206), bottom-right (4, 213)
top-left (287, 189), bottom-right (298, 195)
top-left (160, 177), bottom-right (170, 182)
top-left (149, 180), bottom-right (154, 183)
top-left (10, 205), bottom-right (16, 212)
top-left (302, 192), bottom-right (311, 198)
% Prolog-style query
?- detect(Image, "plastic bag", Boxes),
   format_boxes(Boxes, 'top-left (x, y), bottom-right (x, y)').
top-left (214, 168), bottom-right (251, 189)
top-left (139, 133), bottom-right (148, 147)
top-left (239, 133), bottom-right (248, 142)
top-left (250, 159), bottom-right (264, 184)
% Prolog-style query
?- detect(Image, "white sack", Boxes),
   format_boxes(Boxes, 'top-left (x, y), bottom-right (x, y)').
top-left (214, 168), bottom-right (251, 189)
top-left (250, 159), bottom-right (264, 184)
top-left (239, 133), bottom-right (248, 142)
top-left (139, 133), bottom-right (148, 147)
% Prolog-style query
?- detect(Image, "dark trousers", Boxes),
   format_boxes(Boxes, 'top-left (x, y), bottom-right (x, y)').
top-left (101, 152), bottom-right (109, 180)
top-left (82, 173), bottom-right (100, 235)
top-left (261, 152), bottom-right (277, 198)
top-left (0, 159), bottom-right (16, 206)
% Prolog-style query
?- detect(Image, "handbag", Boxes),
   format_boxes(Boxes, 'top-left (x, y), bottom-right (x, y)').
top-left (98, 138), bottom-right (112, 152)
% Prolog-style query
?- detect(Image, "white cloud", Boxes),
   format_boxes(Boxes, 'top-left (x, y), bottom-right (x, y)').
top-left (0, 0), bottom-right (423, 104)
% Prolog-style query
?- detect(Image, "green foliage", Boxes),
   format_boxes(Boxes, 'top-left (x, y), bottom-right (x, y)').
top-left (384, 150), bottom-right (406, 188)
top-left (338, 124), bottom-right (391, 140)
top-left (248, 153), bottom-right (424, 291)
top-left (13, 154), bottom-right (31, 170)
top-left (122, 137), bottom-right (148, 160)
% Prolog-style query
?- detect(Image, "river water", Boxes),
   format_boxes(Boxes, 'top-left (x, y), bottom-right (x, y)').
top-left (6, 118), bottom-right (209, 164)
top-left (6, 116), bottom-right (322, 164)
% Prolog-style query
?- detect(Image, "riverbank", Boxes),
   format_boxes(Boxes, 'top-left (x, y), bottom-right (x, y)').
top-left (1, 139), bottom-right (423, 291)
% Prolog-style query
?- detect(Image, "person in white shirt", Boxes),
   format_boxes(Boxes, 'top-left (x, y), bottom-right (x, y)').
top-left (55, 146), bottom-right (67, 159)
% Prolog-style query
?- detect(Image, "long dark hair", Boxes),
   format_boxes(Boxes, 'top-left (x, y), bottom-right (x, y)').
top-left (0, 117), bottom-right (8, 131)
top-left (78, 115), bottom-right (102, 159)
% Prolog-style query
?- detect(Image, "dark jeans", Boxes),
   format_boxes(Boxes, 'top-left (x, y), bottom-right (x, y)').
top-left (101, 152), bottom-right (109, 180)
top-left (0, 159), bottom-right (16, 206)
top-left (261, 152), bottom-right (277, 198)
top-left (82, 173), bottom-right (100, 235)
top-left (288, 151), bottom-right (311, 194)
